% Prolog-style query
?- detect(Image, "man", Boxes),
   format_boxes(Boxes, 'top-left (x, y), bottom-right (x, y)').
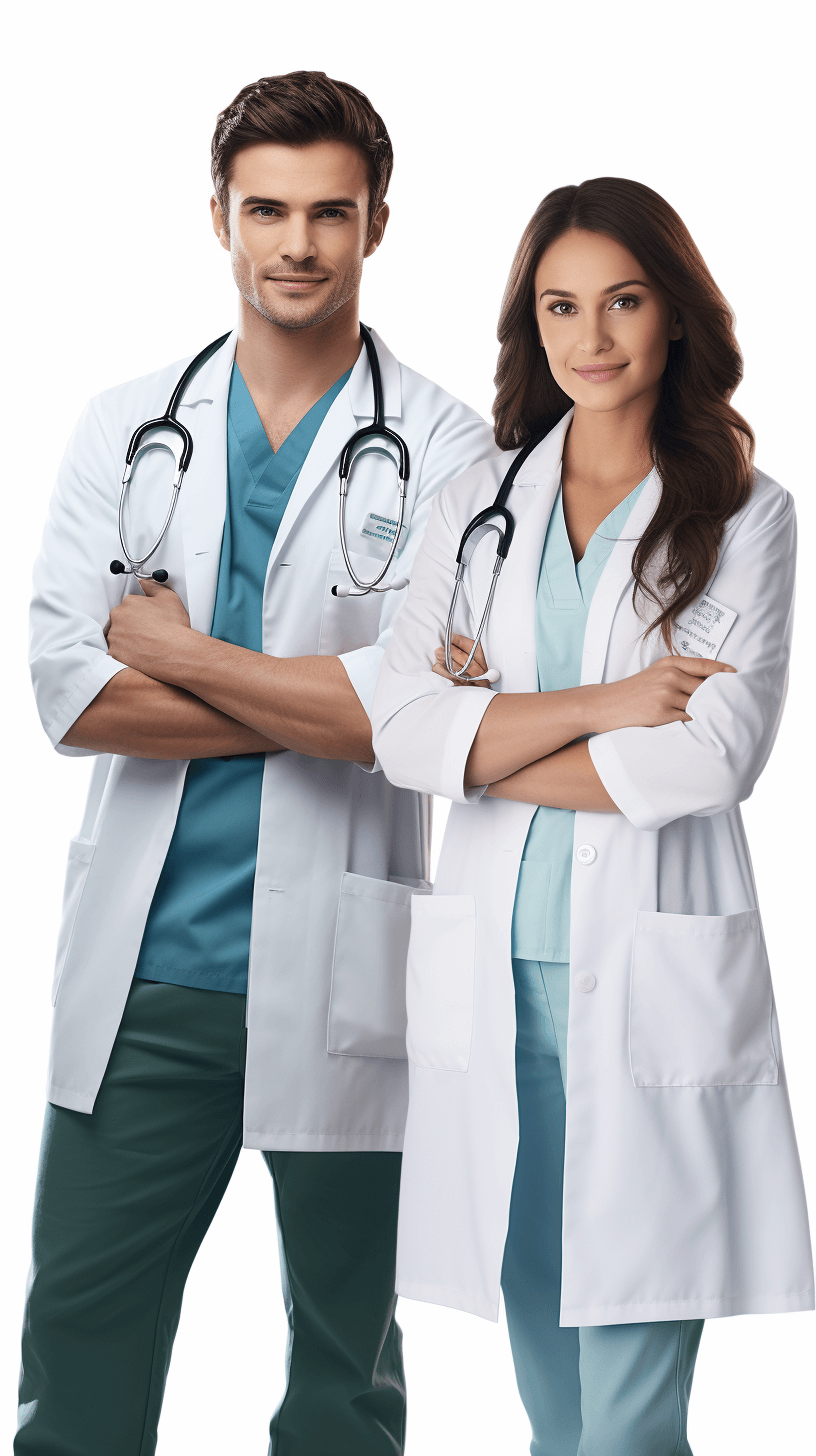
top-left (20, 71), bottom-right (494, 1455)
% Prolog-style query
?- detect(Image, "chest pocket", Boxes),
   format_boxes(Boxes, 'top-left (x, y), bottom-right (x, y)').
top-left (318, 547), bottom-right (389, 656)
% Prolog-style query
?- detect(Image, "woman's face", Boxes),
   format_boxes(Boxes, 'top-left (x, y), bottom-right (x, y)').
top-left (534, 229), bottom-right (682, 415)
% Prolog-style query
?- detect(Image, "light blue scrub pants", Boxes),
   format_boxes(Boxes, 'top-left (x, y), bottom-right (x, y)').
top-left (501, 960), bottom-right (703, 1456)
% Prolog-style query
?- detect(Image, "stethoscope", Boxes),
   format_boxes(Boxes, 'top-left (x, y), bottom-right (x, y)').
top-left (110, 325), bottom-right (411, 597)
top-left (443, 429), bottom-right (544, 686)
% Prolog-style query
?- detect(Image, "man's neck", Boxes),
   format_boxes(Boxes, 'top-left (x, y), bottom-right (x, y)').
top-left (234, 295), bottom-right (363, 452)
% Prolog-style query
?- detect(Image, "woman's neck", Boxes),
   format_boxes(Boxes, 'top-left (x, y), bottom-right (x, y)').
top-left (560, 389), bottom-right (657, 561)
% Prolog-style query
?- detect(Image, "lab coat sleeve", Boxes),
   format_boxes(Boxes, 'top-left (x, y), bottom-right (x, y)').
top-left (30, 395), bottom-right (130, 756)
top-left (372, 479), bottom-right (497, 803)
top-left (340, 401), bottom-right (495, 769)
top-left (589, 477), bottom-right (796, 831)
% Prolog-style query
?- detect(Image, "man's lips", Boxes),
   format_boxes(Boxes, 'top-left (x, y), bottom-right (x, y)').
top-left (572, 363), bottom-right (628, 381)
top-left (267, 276), bottom-right (328, 291)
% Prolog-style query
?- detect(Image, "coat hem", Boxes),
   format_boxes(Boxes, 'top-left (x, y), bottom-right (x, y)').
top-left (48, 1084), bottom-right (96, 1113)
top-left (559, 1289), bottom-right (816, 1326)
top-left (242, 1130), bottom-right (405, 1152)
top-left (396, 1277), bottom-right (500, 1322)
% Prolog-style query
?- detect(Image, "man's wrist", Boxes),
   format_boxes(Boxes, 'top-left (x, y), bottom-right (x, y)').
top-left (151, 627), bottom-right (225, 692)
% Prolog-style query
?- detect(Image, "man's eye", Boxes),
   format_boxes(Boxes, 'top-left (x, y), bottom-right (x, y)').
top-left (318, 208), bottom-right (345, 219)
top-left (252, 207), bottom-right (278, 218)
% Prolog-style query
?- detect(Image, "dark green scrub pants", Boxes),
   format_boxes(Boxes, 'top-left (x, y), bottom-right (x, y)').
top-left (16, 981), bottom-right (405, 1455)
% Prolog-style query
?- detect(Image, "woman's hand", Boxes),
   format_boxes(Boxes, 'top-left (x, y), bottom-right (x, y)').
top-left (433, 634), bottom-right (491, 686)
top-left (593, 654), bottom-right (736, 732)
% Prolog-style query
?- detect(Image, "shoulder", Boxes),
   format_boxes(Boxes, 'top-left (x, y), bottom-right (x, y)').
top-left (63, 354), bottom-right (199, 477)
top-left (418, 450), bottom-right (517, 546)
top-left (722, 467), bottom-right (795, 554)
top-left (396, 356), bottom-right (492, 437)
top-left (76, 333), bottom-right (233, 450)
top-left (85, 351), bottom-right (201, 431)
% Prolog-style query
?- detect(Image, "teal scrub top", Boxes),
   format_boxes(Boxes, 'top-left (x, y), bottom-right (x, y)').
top-left (511, 477), bottom-right (648, 965)
top-left (134, 362), bottom-right (351, 995)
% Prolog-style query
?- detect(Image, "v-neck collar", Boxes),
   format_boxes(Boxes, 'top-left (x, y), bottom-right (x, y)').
top-left (228, 363), bottom-right (352, 500)
top-left (542, 475), bottom-right (650, 609)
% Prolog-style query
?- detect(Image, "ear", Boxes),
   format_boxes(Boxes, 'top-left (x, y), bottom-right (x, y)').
top-left (668, 309), bottom-right (684, 341)
top-left (211, 195), bottom-right (231, 253)
top-left (364, 202), bottom-right (390, 259)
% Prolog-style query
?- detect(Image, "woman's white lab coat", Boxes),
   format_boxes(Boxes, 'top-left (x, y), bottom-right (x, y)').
top-left (29, 330), bottom-right (494, 1149)
top-left (372, 413), bottom-right (814, 1326)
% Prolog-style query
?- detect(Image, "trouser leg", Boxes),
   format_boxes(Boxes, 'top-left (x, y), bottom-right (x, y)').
top-left (503, 960), bottom-right (704, 1456)
top-left (264, 1149), bottom-right (405, 1456)
top-left (577, 1319), bottom-right (704, 1456)
top-left (502, 960), bottom-right (582, 1456)
top-left (16, 981), bottom-right (247, 1456)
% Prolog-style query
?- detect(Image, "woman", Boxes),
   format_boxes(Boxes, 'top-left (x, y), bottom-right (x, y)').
top-left (373, 178), bottom-right (813, 1454)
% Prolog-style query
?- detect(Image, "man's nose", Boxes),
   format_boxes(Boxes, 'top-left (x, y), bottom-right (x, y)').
top-left (278, 213), bottom-right (317, 264)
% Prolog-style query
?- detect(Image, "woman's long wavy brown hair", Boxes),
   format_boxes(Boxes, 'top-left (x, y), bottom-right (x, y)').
top-left (493, 178), bottom-right (754, 644)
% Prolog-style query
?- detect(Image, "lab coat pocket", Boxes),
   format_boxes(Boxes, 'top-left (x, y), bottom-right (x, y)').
top-left (406, 895), bottom-right (476, 1073)
top-left (629, 909), bottom-right (778, 1087)
top-left (318, 548), bottom-right (386, 656)
top-left (52, 838), bottom-right (96, 1005)
top-left (328, 872), bottom-right (425, 1059)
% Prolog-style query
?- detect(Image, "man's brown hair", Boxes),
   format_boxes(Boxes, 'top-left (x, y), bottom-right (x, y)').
top-left (211, 71), bottom-right (393, 230)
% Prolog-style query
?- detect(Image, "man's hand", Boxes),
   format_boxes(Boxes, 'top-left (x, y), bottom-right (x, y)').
top-left (104, 578), bottom-right (373, 763)
top-left (106, 580), bottom-right (192, 678)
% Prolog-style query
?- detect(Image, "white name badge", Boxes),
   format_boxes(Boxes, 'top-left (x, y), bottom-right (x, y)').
top-left (361, 511), bottom-right (408, 553)
top-left (673, 594), bottom-right (737, 660)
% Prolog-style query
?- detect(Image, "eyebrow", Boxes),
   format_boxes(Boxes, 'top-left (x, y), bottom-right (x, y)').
top-left (539, 278), bottom-right (651, 300)
top-left (241, 195), bottom-right (359, 210)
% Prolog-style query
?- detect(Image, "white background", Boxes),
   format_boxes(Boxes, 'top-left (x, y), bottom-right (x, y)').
top-left (1, 1), bottom-right (813, 1451)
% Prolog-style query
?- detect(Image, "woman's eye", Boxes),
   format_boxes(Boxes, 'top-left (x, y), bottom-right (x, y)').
top-left (550, 301), bottom-right (576, 316)
top-left (610, 294), bottom-right (640, 311)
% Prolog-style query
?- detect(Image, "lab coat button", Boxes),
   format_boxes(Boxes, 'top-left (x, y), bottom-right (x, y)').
top-left (576, 973), bottom-right (597, 994)
top-left (576, 844), bottom-right (597, 865)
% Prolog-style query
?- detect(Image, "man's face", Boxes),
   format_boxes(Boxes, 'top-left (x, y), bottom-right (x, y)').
top-left (211, 140), bottom-right (388, 331)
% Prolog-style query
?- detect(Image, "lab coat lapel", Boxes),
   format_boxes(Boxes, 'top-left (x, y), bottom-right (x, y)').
top-left (580, 471), bottom-right (662, 684)
top-left (178, 331), bottom-right (236, 633)
top-left (264, 328), bottom-right (403, 577)
top-left (483, 417), bottom-right (572, 693)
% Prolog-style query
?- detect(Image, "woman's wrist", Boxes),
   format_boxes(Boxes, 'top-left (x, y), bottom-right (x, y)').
top-left (559, 683), bottom-right (611, 740)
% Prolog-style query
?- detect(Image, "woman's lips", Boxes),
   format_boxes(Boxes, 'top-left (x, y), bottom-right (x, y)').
top-left (572, 363), bottom-right (628, 383)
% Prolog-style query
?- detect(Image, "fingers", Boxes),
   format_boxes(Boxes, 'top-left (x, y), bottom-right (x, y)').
top-left (433, 646), bottom-right (487, 680)
top-left (441, 634), bottom-right (488, 674)
top-left (139, 578), bottom-right (174, 598)
top-left (672, 655), bottom-right (736, 676)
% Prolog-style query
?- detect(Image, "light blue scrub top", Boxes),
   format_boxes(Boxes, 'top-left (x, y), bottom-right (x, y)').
top-left (511, 478), bottom-right (647, 965)
top-left (135, 363), bottom-right (351, 995)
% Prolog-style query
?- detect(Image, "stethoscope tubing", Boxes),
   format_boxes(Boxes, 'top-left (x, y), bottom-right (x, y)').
top-left (112, 332), bottom-right (230, 581)
top-left (112, 326), bottom-right (411, 597)
top-left (443, 428), bottom-right (545, 683)
top-left (335, 324), bottom-right (410, 596)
